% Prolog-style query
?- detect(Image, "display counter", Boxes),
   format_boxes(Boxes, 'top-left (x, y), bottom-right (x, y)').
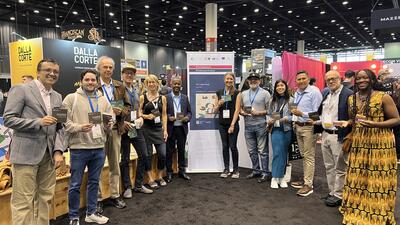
top-left (0, 146), bottom-right (178, 225)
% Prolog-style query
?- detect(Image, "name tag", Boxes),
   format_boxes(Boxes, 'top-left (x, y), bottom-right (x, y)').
top-left (274, 120), bottom-right (280, 127)
top-left (155, 116), bottom-right (161, 124)
top-left (223, 110), bottom-right (230, 119)
top-left (92, 125), bottom-right (102, 139)
top-left (131, 111), bottom-right (137, 121)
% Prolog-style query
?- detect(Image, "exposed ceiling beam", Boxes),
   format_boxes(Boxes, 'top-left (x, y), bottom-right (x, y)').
top-left (393, 0), bottom-right (399, 8)
top-left (252, 0), bottom-right (342, 48)
top-left (321, 0), bottom-right (372, 46)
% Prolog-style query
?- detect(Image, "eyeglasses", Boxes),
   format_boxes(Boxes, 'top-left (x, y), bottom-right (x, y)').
top-left (326, 77), bottom-right (339, 83)
top-left (40, 68), bottom-right (59, 75)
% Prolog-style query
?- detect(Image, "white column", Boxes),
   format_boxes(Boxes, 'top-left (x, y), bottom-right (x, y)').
top-left (205, 3), bottom-right (217, 51)
top-left (297, 40), bottom-right (305, 55)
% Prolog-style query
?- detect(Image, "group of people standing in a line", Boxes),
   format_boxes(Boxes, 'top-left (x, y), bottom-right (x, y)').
top-left (4, 56), bottom-right (192, 225)
top-left (3, 55), bottom-right (399, 225)
top-left (214, 69), bottom-right (399, 225)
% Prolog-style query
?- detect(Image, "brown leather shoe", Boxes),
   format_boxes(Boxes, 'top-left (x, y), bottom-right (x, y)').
top-left (297, 185), bottom-right (313, 197)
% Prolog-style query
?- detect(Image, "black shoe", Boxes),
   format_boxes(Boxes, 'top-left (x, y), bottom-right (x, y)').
top-left (246, 173), bottom-right (261, 179)
top-left (110, 197), bottom-right (127, 209)
top-left (166, 173), bottom-right (172, 183)
top-left (320, 194), bottom-right (333, 200)
top-left (96, 201), bottom-right (104, 214)
top-left (257, 174), bottom-right (271, 183)
top-left (179, 172), bottom-right (191, 181)
top-left (325, 196), bottom-right (342, 207)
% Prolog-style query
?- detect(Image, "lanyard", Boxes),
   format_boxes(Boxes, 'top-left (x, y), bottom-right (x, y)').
top-left (171, 93), bottom-right (181, 113)
top-left (295, 92), bottom-right (305, 105)
top-left (126, 87), bottom-right (136, 110)
top-left (102, 84), bottom-right (114, 103)
top-left (249, 87), bottom-right (260, 106)
top-left (223, 88), bottom-right (230, 108)
top-left (85, 91), bottom-right (99, 113)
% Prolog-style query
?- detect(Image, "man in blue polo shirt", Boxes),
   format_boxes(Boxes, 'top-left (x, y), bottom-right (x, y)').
top-left (290, 70), bottom-right (323, 197)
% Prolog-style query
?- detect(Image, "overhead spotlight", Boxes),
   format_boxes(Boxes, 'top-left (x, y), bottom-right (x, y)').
top-left (72, 35), bottom-right (83, 42)
top-left (95, 39), bottom-right (106, 45)
top-left (219, 7), bottom-right (224, 12)
top-left (18, 0), bottom-right (25, 3)
top-left (12, 31), bottom-right (27, 40)
top-left (183, 6), bottom-right (188, 10)
top-left (342, 1), bottom-right (348, 5)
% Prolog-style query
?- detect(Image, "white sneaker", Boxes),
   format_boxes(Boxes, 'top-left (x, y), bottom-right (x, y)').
top-left (231, 171), bottom-right (240, 179)
top-left (279, 178), bottom-right (288, 188)
top-left (270, 178), bottom-right (279, 189)
top-left (85, 212), bottom-right (109, 224)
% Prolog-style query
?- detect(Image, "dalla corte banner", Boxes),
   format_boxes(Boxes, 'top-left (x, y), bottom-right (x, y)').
top-left (9, 38), bottom-right (43, 85)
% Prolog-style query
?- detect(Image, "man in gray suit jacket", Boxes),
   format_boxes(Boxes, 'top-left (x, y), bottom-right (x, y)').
top-left (4, 58), bottom-right (64, 225)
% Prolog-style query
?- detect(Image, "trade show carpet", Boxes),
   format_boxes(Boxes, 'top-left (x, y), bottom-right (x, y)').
top-left (52, 146), bottom-right (400, 225)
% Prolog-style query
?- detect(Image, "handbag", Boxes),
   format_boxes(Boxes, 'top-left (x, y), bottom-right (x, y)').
top-left (342, 128), bottom-right (353, 153)
top-left (288, 131), bottom-right (302, 161)
top-left (282, 163), bottom-right (292, 183)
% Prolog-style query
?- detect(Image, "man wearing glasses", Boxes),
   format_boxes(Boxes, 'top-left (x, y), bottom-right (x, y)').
top-left (4, 58), bottom-right (64, 225)
top-left (314, 70), bottom-right (352, 206)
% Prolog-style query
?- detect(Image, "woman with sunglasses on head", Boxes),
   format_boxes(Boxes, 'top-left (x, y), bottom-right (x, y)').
top-left (338, 69), bottom-right (400, 225)
top-left (266, 80), bottom-right (293, 189)
top-left (214, 72), bottom-right (241, 178)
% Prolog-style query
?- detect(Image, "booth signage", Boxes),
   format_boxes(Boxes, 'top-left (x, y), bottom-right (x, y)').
top-left (371, 8), bottom-right (400, 30)
top-left (9, 38), bottom-right (120, 96)
top-left (383, 58), bottom-right (400, 64)
top-left (61, 25), bottom-right (103, 43)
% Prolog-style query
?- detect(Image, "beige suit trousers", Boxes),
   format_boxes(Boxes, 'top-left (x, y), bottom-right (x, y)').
top-left (99, 129), bottom-right (122, 199)
top-left (295, 125), bottom-right (317, 187)
top-left (11, 151), bottom-right (55, 225)
top-left (321, 131), bottom-right (348, 198)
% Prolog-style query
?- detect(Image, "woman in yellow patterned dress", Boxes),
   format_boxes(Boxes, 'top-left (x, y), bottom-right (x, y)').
top-left (339, 69), bottom-right (399, 225)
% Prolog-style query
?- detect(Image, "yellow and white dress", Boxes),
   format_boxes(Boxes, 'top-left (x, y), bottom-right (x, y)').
top-left (340, 91), bottom-right (398, 225)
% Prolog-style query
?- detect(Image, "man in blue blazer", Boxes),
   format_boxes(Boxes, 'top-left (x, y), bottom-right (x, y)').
top-left (166, 77), bottom-right (192, 182)
top-left (4, 59), bottom-right (64, 225)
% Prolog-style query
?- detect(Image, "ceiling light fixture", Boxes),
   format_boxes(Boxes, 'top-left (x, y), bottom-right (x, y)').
top-left (254, 8), bottom-right (259, 13)
top-left (18, 0), bottom-right (24, 3)
top-left (219, 7), bottom-right (224, 12)
top-left (34, 10), bottom-right (39, 13)
top-left (288, 10), bottom-right (293, 14)
top-left (145, 14), bottom-right (149, 17)
top-left (144, 5), bottom-right (149, 8)
top-left (72, 11), bottom-right (78, 15)
top-left (342, 1), bottom-right (348, 5)
top-left (105, 3), bottom-right (110, 7)
top-left (109, 12), bottom-right (114, 16)
top-left (307, 0), bottom-right (312, 3)
top-left (183, 6), bottom-right (188, 10)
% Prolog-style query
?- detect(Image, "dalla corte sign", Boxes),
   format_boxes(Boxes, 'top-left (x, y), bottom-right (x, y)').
top-left (371, 8), bottom-right (400, 30)
top-left (61, 25), bottom-right (102, 43)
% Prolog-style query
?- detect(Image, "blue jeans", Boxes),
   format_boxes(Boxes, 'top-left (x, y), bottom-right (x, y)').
top-left (68, 149), bottom-right (105, 220)
top-left (244, 123), bottom-right (270, 175)
top-left (271, 128), bottom-right (292, 178)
